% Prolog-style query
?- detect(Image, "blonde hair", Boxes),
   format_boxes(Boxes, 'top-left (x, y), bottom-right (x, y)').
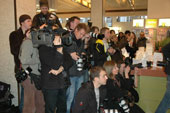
top-left (103, 61), bottom-right (117, 79)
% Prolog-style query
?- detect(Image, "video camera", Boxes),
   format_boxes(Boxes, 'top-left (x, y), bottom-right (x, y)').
top-left (31, 13), bottom-right (73, 47)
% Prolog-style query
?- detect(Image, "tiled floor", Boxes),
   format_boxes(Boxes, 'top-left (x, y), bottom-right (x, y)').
top-left (136, 76), bottom-right (170, 113)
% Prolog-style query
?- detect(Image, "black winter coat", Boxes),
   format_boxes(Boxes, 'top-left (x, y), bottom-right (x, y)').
top-left (32, 12), bottom-right (62, 29)
top-left (93, 40), bottom-right (108, 66)
top-left (72, 82), bottom-right (106, 113)
top-left (39, 45), bottom-right (72, 89)
top-left (9, 28), bottom-right (25, 72)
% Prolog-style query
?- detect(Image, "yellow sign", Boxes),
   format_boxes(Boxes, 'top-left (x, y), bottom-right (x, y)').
top-left (145, 19), bottom-right (157, 28)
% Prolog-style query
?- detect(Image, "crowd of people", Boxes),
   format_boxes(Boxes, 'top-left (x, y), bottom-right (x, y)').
top-left (9, 0), bottom-right (156, 113)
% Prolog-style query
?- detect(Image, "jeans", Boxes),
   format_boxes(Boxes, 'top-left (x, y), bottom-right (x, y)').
top-left (83, 69), bottom-right (89, 82)
top-left (155, 75), bottom-right (170, 113)
top-left (19, 85), bottom-right (24, 113)
top-left (66, 75), bottom-right (84, 113)
top-left (42, 88), bottom-right (66, 113)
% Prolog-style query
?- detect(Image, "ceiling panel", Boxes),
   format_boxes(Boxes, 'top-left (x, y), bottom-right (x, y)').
top-left (37, 0), bottom-right (147, 12)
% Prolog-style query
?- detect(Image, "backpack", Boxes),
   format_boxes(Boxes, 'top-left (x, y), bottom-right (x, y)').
top-left (0, 81), bottom-right (14, 111)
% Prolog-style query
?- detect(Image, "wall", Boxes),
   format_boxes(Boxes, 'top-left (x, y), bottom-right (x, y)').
top-left (0, 0), bottom-right (17, 105)
top-left (16, 0), bottom-right (36, 27)
top-left (112, 21), bottom-right (133, 33)
top-left (0, 0), bottom-right (36, 106)
top-left (148, 0), bottom-right (170, 18)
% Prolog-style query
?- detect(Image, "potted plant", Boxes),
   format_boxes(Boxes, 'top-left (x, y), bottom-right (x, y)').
top-left (155, 37), bottom-right (170, 52)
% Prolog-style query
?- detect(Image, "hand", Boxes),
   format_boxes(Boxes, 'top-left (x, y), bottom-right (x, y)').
top-left (54, 36), bottom-right (62, 45)
top-left (25, 30), bottom-right (31, 38)
top-left (39, 24), bottom-right (47, 29)
top-left (70, 52), bottom-right (80, 61)
top-left (49, 69), bottom-right (60, 76)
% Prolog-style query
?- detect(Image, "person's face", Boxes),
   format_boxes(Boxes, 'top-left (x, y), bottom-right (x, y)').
top-left (97, 70), bottom-right (108, 85)
top-left (111, 36), bottom-right (118, 42)
top-left (70, 19), bottom-right (80, 30)
top-left (126, 34), bottom-right (131, 42)
top-left (94, 28), bottom-right (99, 34)
top-left (74, 29), bottom-right (86, 40)
top-left (140, 32), bottom-right (145, 38)
top-left (104, 29), bottom-right (110, 39)
top-left (111, 64), bottom-right (119, 75)
top-left (40, 6), bottom-right (49, 15)
top-left (21, 19), bottom-right (32, 30)
top-left (110, 31), bottom-right (115, 37)
top-left (119, 33), bottom-right (123, 37)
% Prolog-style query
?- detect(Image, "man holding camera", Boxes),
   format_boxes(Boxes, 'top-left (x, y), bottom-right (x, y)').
top-left (19, 19), bottom-right (45, 113)
top-left (65, 23), bottom-right (88, 113)
top-left (155, 43), bottom-right (170, 113)
top-left (32, 0), bottom-right (62, 29)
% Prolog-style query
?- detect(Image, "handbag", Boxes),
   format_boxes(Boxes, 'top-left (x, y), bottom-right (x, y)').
top-left (29, 73), bottom-right (42, 90)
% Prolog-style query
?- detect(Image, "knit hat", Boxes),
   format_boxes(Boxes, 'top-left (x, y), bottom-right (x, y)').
top-left (19, 14), bottom-right (31, 25)
top-left (39, 0), bottom-right (49, 8)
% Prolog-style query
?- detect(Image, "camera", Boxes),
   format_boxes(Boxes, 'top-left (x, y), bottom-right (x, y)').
top-left (157, 58), bottom-right (170, 67)
top-left (15, 67), bottom-right (32, 83)
top-left (124, 57), bottom-right (143, 70)
top-left (76, 54), bottom-right (93, 71)
top-left (76, 55), bottom-right (85, 71)
top-left (118, 97), bottom-right (130, 113)
top-left (31, 13), bottom-right (73, 47)
top-left (89, 32), bottom-right (105, 40)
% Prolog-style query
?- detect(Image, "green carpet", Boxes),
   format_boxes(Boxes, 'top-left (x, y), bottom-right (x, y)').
top-left (136, 76), bottom-right (170, 113)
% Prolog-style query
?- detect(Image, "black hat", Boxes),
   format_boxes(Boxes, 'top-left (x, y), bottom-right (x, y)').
top-left (39, 0), bottom-right (49, 8)
top-left (19, 14), bottom-right (31, 25)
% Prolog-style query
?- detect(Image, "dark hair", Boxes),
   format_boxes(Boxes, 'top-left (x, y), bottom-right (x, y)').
top-left (75, 23), bottom-right (89, 33)
top-left (19, 14), bottom-right (31, 25)
top-left (125, 30), bottom-right (131, 35)
top-left (39, 0), bottom-right (49, 8)
top-left (90, 66), bottom-right (105, 81)
top-left (110, 30), bottom-right (115, 34)
top-left (65, 16), bottom-right (80, 29)
top-left (131, 32), bottom-right (137, 48)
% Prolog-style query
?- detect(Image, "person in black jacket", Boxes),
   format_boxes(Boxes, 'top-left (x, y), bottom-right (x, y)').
top-left (103, 61), bottom-right (145, 113)
top-left (65, 23), bottom-right (88, 113)
top-left (93, 27), bottom-right (115, 66)
top-left (32, 0), bottom-right (62, 29)
top-left (39, 35), bottom-right (72, 113)
top-left (155, 43), bottom-right (170, 113)
top-left (72, 66), bottom-right (108, 113)
top-left (137, 32), bottom-right (147, 48)
top-left (9, 14), bottom-right (32, 113)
